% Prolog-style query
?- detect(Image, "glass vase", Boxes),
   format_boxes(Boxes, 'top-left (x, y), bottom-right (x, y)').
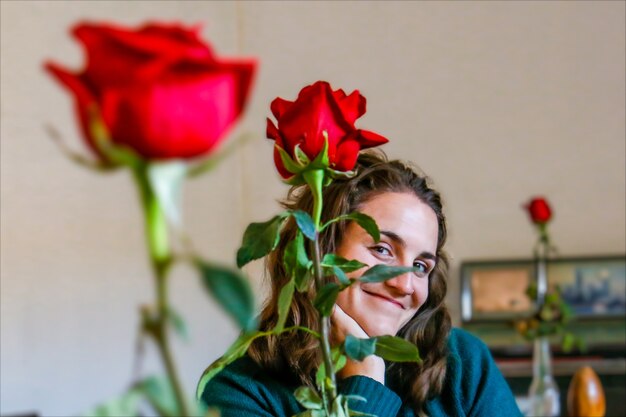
top-left (528, 336), bottom-right (560, 416)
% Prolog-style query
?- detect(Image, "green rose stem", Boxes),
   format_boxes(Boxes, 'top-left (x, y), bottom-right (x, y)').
top-left (134, 167), bottom-right (190, 416)
top-left (302, 169), bottom-right (338, 404)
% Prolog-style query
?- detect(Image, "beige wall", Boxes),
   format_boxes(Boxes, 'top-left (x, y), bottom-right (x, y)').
top-left (1, 1), bottom-right (624, 415)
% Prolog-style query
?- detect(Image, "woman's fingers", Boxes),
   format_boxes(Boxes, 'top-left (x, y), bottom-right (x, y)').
top-left (331, 304), bottom-right (369, 339)
top-left (332, 304), bottom-right (386, 383)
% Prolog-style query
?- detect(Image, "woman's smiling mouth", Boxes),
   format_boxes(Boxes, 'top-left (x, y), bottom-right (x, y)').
top-left (363, 290), bottom-right (405, 309)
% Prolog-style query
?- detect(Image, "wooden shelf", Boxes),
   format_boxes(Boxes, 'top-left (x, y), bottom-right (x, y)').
top-left (496, 356), bottom-right (626, 378)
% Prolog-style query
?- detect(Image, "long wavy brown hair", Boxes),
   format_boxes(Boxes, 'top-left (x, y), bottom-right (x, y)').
top-left (248, 150), bottom-right (451, 416)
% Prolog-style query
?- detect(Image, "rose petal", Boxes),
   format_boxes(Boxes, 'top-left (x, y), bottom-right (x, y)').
top-left (277, 81), bottom-right (350, 160)
top-left (358, 129), bottom-right (389, 148)
top-left (273, 146), bottom-right (293, 179)
top-left (333, 139), bottom-right (361, 172)
top-left (45, 62), bottom-right (96, 109)
top-left (44, 62), bottom-right (103, 157)
top-left (100, 72), bottom-right (238, 159)
top-left (212, 59), bottom-right (256, 119)
top-left (76, 21), bottom-right (212, 60)
top-left (138, 22), bottom-right (211, 53)
top-left (266, 118), bottom-right (284, 147)
top-left (270, 97), bottom-right (293, 119)
top-left (334, 89), bottom-right (366, 124)
top-left (74, 22), bottom-right (215, 89)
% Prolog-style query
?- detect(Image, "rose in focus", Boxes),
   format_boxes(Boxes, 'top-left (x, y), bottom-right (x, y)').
top-left (45, 22), bottom-right (256, 162)
top-left (525, 197), bottom-right (552, 224)
top-left (266, 81), bottom-right (388, 179)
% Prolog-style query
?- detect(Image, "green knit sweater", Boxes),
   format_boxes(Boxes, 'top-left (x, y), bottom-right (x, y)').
top-left (200, 328), bottom-right (522, 416)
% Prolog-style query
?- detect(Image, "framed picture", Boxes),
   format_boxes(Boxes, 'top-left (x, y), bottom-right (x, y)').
top-left (460, 255), bottom-right (626, 323)
top-left (548, 256), bottom-right (626, 318)
top-left (461, 259), bottom-right (535, 322)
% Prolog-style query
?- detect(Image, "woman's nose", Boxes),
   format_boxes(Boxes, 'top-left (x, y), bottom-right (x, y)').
top-left (384, 272), bottom-right (414, 295)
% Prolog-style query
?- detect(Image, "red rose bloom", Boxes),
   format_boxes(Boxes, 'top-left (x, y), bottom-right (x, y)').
top-left (525, 197), bottom-right (552, 224)
top-left (266, 81), bottom-right (388, 179)
top-left (45, 21), bottom-right (256, 162)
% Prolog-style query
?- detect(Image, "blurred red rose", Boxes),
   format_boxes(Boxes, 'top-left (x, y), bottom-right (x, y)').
top-left (525, 197), bottom-right (552, 224)
top-left (266, 81), bottom-right (388, 178)
top-left (45, 21), bottom-right (256, 161)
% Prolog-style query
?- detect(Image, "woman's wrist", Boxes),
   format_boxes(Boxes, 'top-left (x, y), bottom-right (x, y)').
top-left (338, 354), bottom-right (385, 384)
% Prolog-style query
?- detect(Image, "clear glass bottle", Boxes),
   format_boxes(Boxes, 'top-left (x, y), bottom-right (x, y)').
top-left (528, 336), bottom-right (560, 416)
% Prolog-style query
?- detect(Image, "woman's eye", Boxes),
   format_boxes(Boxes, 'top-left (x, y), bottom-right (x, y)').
top-left (371, 245), bottom-right (391, 256)
top-left (414, 262), bottom-right (429, 274)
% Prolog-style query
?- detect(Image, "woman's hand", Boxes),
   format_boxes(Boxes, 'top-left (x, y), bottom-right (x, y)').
top-left (331, 304), bottom-right (385, 384)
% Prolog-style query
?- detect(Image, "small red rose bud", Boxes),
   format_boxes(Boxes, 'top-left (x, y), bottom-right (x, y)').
top-left (525, 197), bottom-right (552, 224)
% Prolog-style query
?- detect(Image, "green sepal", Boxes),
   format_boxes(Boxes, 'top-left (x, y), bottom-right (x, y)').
top-left (276, 145), bottom-right (306, 175)
top-left (281, 134), bottom-right (332, 188)
top-left (294, 386), bottom-right (324, 410)
top-left (322, 212), bottom-right (380, 243)
top-left (327, 168), bottom-right (357, 180)
top-left (374, 335), bottom-right (422, 362)
top-left (275, 279), bottom-right (295, 333)
top-left (45, 124), bottom-right (112, 172)
top-left (195, 260), bottom-right (256, 331)
top-left (359, 264), bottom-right (420, 283)
top-left (87, 105), bottom-right (142, 169)
top-left (313, 282), bottom-right (341, 317)
top-left (283, 173), bottom-right (308, 186)
top-left (308, 132), bottom-right (330, 170)
top-left (294, 144), bottom-right (311, 166)
top-left (291, 210), bottom-right (317, 240)
top-left (343, 334), bottom-right (376, 362)
top-left (237, 212), bottom-right (289, 268)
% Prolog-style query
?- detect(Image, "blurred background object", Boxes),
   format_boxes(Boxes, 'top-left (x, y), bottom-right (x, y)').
top-left (567, 366), bottom-right (606, 417)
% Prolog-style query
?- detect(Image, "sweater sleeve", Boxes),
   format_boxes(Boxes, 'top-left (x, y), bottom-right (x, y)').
top-left (339, 375), bottom-right (402, 417)
top-left (200, 357), bottom-right (404, 417)
top-left (200, 357), bottom-right (301, 417)
top-left (447, 328), bottom-right (523, 417)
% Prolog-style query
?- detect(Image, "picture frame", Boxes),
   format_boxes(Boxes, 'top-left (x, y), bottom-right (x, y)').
top-left (460, 255), bottom-right (626, 323)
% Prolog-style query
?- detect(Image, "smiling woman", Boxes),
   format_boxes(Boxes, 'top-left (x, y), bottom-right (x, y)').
top-left (335, 192), bottom-right (438, 339)
top-left (200, 150), bottom-right (523, 417)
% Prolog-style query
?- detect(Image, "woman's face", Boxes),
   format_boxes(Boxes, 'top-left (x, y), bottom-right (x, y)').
top-left (335, 191), bottom-right (439, 337)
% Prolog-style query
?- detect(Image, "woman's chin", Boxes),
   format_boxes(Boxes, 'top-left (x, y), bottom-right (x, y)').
top-left (363, 324), bottom-right (398, 338)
